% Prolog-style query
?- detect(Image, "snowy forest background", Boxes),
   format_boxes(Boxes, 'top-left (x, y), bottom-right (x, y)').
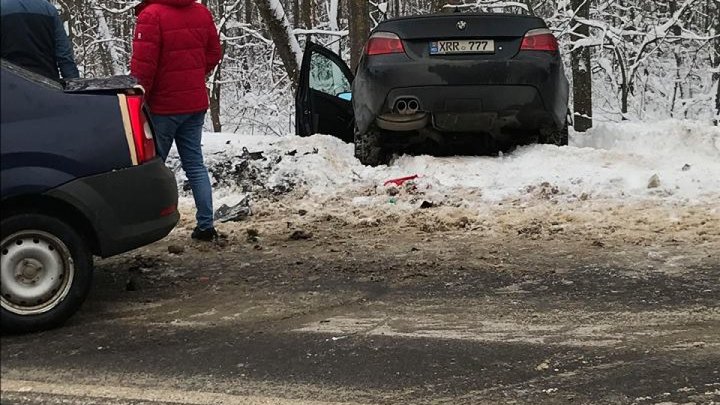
top-left (52, 0), bottom-right (719, 135)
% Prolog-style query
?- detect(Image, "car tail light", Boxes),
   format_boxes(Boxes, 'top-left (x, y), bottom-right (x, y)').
top-left (365, 32), bottom-right (405, 56)
top-left (160, 204), bottom-right (177, 217)
top-left (125, 95), bottom-right (156, 163)
top-left (520, 29), bottom-right (559, 52)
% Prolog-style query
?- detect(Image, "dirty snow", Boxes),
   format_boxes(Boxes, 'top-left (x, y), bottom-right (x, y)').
top-left (168, 120), bottom-right (719, 211)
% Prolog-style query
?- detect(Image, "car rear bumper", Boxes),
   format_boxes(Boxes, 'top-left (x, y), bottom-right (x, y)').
top-left (381, 85), bottom-right (553, 134)
top-left (46, 158), bottom-right (179, 258)
top-left (353, 52), bottom-right (569, 135)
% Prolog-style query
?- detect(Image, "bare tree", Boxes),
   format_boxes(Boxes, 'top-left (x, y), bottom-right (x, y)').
top-left (327, 0), bottom-right (341, 53)
top-left (256, 0), bottom-right (303, 84)
top-left (301, 0), bottom-right (313, 28)
top-left (714, 0), bottom-right (720, 122)
top-left (348, 0), bottom-right (370, 70)
top-left (570, 0), bottom-right (593, 130)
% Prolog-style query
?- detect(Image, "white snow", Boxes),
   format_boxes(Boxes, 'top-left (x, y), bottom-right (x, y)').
top-left (174, 120), bottom-right (719, 210)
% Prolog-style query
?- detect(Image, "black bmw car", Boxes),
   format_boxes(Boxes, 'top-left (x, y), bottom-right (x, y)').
top-left (296, 12), bottom-right (570, 166)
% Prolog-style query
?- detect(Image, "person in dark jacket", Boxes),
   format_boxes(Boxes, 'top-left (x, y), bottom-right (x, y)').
top-left (0, 0), bottom-right (79, 80)
top-left (130, 0), bottom-right (222, 242)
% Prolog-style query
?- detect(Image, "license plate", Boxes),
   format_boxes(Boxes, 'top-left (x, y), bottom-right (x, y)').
top-left (430, 39), bottom-right (495, 55)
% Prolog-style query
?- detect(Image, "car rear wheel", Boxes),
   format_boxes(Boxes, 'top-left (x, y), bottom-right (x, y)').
top-left (1, 214), bottom-right (93, 333)
top-left (539, 120), bottom-right (569, 146)
top-left (355, 127), bottom-right (391, 166)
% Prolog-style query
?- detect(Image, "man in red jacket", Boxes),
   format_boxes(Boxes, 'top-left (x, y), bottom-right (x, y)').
top-left (131, 0), bottom-right (222, 242)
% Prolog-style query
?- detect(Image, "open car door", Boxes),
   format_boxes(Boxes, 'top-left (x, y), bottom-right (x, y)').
top-left (295, 42), bottom-right (354, 143)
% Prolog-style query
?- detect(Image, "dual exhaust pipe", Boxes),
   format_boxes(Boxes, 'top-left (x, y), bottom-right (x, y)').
top-left (394, 97), bottom-right (420, 115)
top-left (378, 96), bottom-right (428, 131)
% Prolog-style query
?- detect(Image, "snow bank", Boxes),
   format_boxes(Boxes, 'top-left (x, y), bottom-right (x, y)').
top-left (169, 120), bottom-right (719, 209)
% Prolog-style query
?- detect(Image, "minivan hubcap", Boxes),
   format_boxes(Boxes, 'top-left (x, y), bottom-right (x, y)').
top-left (1, 231), bottom-right (74, 315)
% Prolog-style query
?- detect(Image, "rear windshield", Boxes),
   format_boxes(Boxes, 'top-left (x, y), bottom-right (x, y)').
top-left (437, 7), bottom-right (532, 15)
top-left (0, 59), bottom-right (63, 91)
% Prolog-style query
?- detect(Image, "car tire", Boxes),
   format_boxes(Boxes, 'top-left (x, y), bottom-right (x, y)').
top-left (540, 120), bottom-right (569, 146)
top-left (1, 214), bottom-right (93, 333)
top-left (354, 127), bottom-right (390, 166)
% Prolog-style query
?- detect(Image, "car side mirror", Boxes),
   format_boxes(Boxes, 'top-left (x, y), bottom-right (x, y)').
top-left (337, 92), bottom-right (352, 101)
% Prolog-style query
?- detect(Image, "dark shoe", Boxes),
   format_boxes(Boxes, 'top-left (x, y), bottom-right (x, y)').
top-left (191, 226), bottom-right (218, 242)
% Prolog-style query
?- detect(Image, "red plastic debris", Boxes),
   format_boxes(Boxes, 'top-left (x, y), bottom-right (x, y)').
top-left (384, 174), bottom-right (419, 187)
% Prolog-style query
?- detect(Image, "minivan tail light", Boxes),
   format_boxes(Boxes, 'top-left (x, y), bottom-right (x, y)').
top-left (520, 29), bottom-right (559, 52)
top-left (125, 95), bottom-right (156, 164)
top-left (365, 32), bottom-right (405, 56)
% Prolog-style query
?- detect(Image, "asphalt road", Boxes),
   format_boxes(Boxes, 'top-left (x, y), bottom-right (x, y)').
top-left (2, 209), bottom-right (719, 404)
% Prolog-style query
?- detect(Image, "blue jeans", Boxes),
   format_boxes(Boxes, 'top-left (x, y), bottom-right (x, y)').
top-left (150, 112), bottom-right (214, 231)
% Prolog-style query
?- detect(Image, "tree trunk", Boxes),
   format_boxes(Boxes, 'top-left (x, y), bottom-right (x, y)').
top-left (256, 0), bottom-right (302, 85)
top-left (337, 0), bottom-right (343, 29)
top-left (302, 0), bottom-right (313, 28)
top-left (669, 0), bottom-right (684, 118)
top-left (714, 0), bottom-right (720, 122)
top-left (670, 52), bottom-right (684, 117)
top-left (209, 61), bottom-right (222, 132)
top-left (327, 0), bottom-right (340, 54)
top-left (614, 45), bottom-right (629, 118)
top-left (570, 0), bottom-right (593, 131)
top-left (92, 1), bottom-right (123, 75)
top-left (292, 0), bottom-right (300, 26)
top-left (348, 0), bottom-right (370, 70)
top-left (715, 79), bottom-right (720, 125)
top-left (245, 0), bottom-right (254, 23)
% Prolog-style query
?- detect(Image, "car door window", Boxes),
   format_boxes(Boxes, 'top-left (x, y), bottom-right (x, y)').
top-left (309, 52), bottom-right (351, 98)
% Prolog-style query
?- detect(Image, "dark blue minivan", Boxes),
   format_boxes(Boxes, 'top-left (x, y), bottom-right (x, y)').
top-left (1, 61), bottom-right (179, 332)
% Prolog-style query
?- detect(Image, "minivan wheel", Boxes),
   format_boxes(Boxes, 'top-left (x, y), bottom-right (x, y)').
top-left (355, 127), bottom-right (390, 166)
top-left (1, 214), bottom-right (93, 333)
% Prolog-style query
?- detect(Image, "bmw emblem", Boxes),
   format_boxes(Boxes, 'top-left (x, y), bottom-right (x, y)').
top-left (457, 20), bottom-right (467, 30)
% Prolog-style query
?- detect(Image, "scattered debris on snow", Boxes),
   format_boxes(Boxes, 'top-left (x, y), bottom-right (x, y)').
top-left (166, 121), bottom-right (720, 222)
top-left (647, 174), bottom-right (661, 189)
top-left (214, 194), bottom-right (252, 223)
top-left (241, 146), bottom-right (265, 161)
top-left (384, 174), bottom-right (419, 187)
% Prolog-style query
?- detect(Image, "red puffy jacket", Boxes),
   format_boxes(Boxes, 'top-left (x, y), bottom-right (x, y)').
top-left (130, 0), bottom-right (221, 115)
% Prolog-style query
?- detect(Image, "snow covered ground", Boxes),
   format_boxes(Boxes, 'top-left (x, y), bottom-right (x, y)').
top-left (167, 120), bottom-right (720, 214)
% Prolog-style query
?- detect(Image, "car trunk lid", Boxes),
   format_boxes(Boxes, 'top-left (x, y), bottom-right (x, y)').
top-left (63, 76), bottom-right (140, 94)
top-left (376, 13), bottom-right (547, 61)
top-left (64, 76), bottom-right (157, 165)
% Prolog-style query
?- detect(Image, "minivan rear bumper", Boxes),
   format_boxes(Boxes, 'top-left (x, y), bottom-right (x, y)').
top-left (46, 158), bottom-right (179, 258)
